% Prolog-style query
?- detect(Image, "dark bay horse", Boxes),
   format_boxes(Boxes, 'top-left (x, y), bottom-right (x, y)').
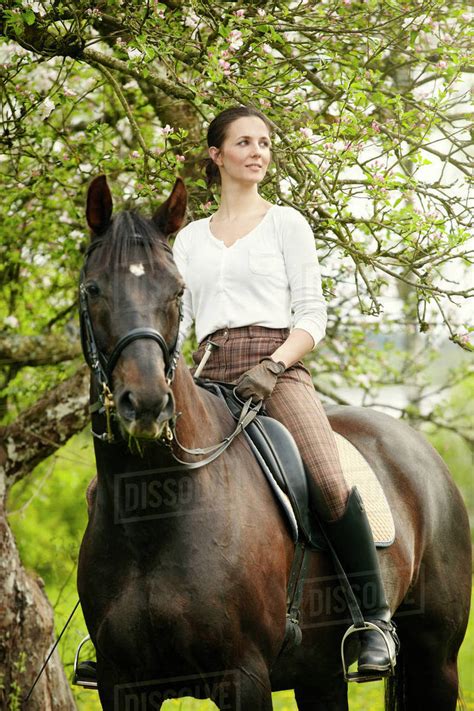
top-left (77, 175), bottom-right (471, 711)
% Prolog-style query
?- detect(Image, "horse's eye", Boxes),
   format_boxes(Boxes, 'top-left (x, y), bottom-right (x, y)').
top-left (85, 282), bottom-right (101, 298)
top-left (177, 287), bottom-right (185, 299)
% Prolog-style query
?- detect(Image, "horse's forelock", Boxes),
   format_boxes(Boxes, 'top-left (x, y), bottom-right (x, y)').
top-left (93, 210), bottom-right (166, 272)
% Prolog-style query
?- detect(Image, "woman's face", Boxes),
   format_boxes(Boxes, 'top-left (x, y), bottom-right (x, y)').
top-left (209, 116), bottom-right (272, 186)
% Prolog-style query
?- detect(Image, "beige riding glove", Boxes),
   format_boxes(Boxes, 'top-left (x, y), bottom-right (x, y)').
top-left (234, 358), bottom-right (286, 403)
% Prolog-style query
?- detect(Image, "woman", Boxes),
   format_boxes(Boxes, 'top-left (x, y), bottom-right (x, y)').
top-left (173, 105), bottom-right (398, 680)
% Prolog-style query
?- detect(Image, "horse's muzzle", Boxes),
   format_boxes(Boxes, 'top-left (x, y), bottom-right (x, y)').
top-left (116, 387), bottom-right (176, 439)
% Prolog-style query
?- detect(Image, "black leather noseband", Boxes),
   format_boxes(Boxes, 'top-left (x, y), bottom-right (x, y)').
top-left (106, 327), bottom-right (172, 380)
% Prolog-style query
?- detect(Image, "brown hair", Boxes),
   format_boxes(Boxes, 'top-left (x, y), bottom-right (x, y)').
top-left (205, 106), bottom-right (272, 188)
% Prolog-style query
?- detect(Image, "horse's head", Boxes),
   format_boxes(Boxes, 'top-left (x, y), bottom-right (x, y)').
top-left (80, 175), bottom-right (187, 441)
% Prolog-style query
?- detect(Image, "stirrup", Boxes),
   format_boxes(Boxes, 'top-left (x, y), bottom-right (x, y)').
top-left (341, 621), bottom-right (396, 683)
top-left (73, 635), bottom-right (98, 689)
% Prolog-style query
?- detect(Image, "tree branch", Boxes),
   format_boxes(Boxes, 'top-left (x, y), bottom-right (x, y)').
top-left (0, 334), bottom-right (81, 366)
top-left (0, 366), bottom-right (90, 489)
top-left (82, 48), bottom-right (194, 101)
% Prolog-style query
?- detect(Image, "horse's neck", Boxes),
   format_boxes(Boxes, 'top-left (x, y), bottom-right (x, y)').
top-left (91, 357), bottom-right (232, 517)
top-left (171, 356), bottom-right (229, 449)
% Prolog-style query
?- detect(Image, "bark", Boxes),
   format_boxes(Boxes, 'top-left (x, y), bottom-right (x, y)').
top-left (0, 365), bottom-right (91, 709)
top-left (0, 366), bottom-right (90, 490)
top-left (0, 509), bottom-right (77, 710)
top-left (0, 334), bottom-right (81, 367)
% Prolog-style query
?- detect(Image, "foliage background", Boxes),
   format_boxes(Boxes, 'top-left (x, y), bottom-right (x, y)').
top-left (1, 0), bottom-right (472, 707)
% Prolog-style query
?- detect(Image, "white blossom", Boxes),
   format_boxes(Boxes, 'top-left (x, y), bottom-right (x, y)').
top-left (4, 315), bottom-right (19, 329)
top-left (37, 97), bottom-right (55, 119)
top-left (127, 47), bottom-right (144, 61)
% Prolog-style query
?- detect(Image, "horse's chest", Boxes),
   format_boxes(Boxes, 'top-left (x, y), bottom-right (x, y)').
top-left (94, 568), bottom-right (228, 671)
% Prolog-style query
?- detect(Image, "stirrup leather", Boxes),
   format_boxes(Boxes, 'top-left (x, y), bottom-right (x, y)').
top-left (341, 620), bottom-right (397, 683)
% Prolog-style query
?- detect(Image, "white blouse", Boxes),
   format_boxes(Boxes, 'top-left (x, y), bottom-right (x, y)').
top-left (172, 205), bottom-right (327, 350)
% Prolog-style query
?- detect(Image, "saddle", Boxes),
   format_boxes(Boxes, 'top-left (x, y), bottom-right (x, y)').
top-left (196, 378), bottom-right (325, 549)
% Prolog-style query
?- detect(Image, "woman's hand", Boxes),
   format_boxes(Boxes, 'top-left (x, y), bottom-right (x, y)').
top-left (234, 358), bottom-right (286, 403)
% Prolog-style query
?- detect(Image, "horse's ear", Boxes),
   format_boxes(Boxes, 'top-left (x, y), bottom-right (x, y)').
top-left (86, 175), bottom-right (113, 237)
top-left (152, 178), bottom-right (187, 238)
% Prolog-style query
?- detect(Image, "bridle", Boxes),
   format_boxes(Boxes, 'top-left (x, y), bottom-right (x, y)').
top-left (79, 237), bottom-right (182, 443)
top-left (79, 235), bottom-right (262, 465)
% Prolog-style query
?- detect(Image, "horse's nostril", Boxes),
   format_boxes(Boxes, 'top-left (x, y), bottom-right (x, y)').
top-left (118, 391), bottom-right (138, 421)
top-left (157, 393), bottom-right (170, 416)
top-left (156, 392), bottom-right (175, 423)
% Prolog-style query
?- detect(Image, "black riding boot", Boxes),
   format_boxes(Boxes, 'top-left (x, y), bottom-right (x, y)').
top-left (324, 487), bottom-right (399, 680)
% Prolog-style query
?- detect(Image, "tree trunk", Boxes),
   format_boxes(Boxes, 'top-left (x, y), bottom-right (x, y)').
top-left (0, 506), bottom-right (77, 710)
top-left (0, 368), bottom-right (91, 710)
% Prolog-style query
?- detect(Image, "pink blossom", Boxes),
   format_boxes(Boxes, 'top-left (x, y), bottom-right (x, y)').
top-left (459, 333), bottom-right (471, 345)
top-left (202, 201), bottom-right (213, 210)
top-left (228, 29), bottom-right (243, 51)
top-left (131, 151), bottom-right (140, 159)
top-left (343, 0), bottom-right (352, 5)
top-left (218, 59), bottom-right (231, 75)
top-left (221, 49), bottom-right (230, 59)
top-left (257, 8), bottom-right (266, 16)
top-left (153, 146), bottom-right (163, 155)
top-left (436, 60), bottom-right (448, 69)
top-left (235, 9), bottom-right (245, 17)
top-left (63, 86), bottom-right (76, 98)
top-left (300, 127), bottom-right (314, 140)
top-left (262, 43), bottom-right (272, 54)
top-left (157, 124), bottom-right (173, 136)
top-left (371, 120), bottom-right (381, 133)
top-left (176, 155), bottom-right (186, 163)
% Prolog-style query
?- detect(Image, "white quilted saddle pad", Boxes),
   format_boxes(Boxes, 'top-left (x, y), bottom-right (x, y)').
top-left (334, 432), bottom-right (395, 547)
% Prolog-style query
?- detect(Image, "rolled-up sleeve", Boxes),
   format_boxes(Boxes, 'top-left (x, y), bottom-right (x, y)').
top-left (172, 227), bottom-right (194, 350)
top-left (280, 210), bottom-right (327, 350)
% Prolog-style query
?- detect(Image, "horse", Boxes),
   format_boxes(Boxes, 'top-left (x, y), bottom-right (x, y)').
top-left (77, 174), bottom-right (471, 711)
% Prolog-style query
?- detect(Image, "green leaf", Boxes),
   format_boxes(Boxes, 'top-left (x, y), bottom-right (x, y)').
top-left (22, 9), bottom-right (36, 25)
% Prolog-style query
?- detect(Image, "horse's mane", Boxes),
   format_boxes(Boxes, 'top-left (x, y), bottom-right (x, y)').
top-left (92, 210), bottom-right (168, 273)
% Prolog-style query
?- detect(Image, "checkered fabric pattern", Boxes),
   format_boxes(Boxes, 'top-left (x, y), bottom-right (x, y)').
top-left (193, 326), bottom-right (349, 521)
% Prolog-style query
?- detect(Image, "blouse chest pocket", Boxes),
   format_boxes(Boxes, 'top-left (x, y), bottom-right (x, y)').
top-left (248, 249), bottom-right (282, 276)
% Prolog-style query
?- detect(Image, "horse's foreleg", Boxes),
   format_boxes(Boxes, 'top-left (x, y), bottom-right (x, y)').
top-left (294, 680), bottom-right (348, 711)
top-left (212, 662), bottom-right (273, 711)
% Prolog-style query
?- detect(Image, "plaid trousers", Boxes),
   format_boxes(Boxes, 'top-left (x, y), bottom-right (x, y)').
top-left (192, 326), bottom-right (349, 521)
